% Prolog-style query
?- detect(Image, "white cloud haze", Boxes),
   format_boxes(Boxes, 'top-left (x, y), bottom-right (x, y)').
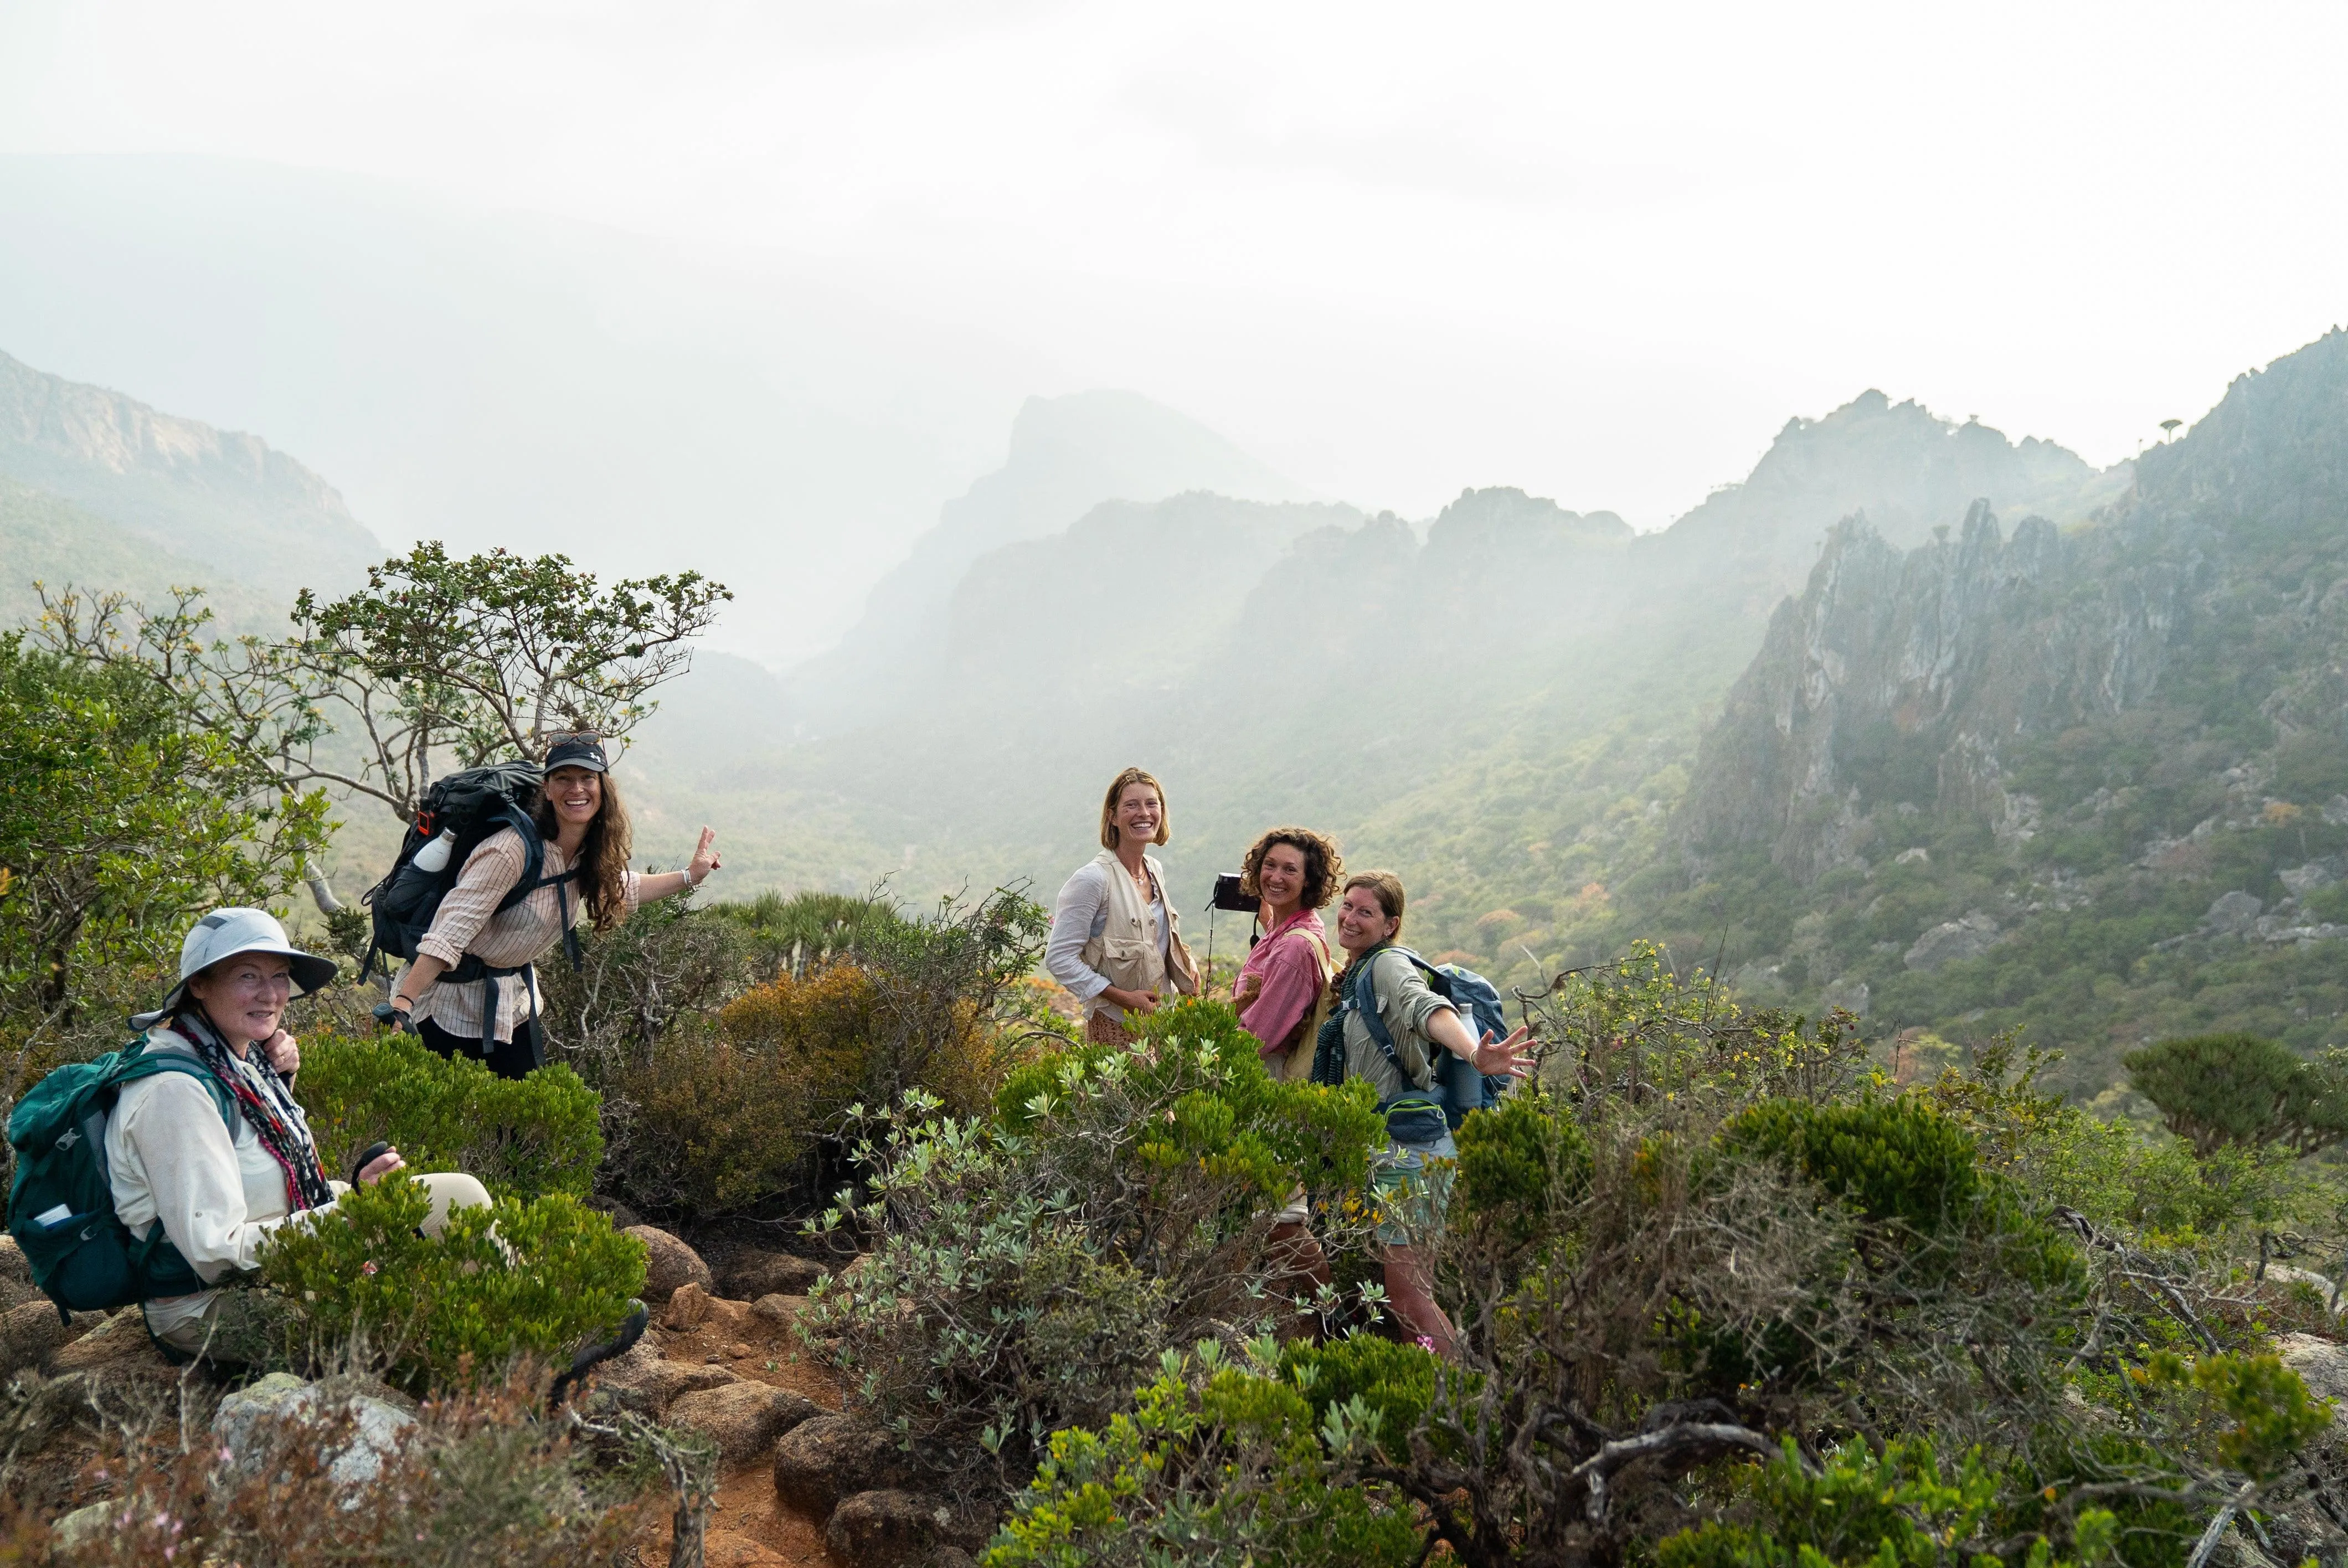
top-left (4, 0), bottom-right (2345, 643)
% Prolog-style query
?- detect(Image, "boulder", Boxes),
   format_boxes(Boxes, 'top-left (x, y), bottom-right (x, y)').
top-left (2280, 1333), bottom-right (2348, 1404)
top-left (720, 1249), bottom-right (825, 1299)
top-left (625, 1225), bottom-right (713, 1302)
top-left (753, 1293), bottom-right (810, 1326)
top-left (44, 1307), bottom-right (176, 1387)
top-left (590, 1337), bottom-right (739, 1419)
top-left (0, 1298), bottom-right (65, 1380)
top-left (2205, 890), bottom-right (2265, 935)
top-left (825, 1489), bottom-right (983, 1568)
top-left (1903, 913), bottom-right (2000, 972)
top-left (214, 1371), bottom-right (417, 1488)
top-left (771, 1414), bottom-right (912, 1516)
top-left (664, 1380), bottom-right (822, 1466)
top-left (664, 1282), bottom-right (713, 1330)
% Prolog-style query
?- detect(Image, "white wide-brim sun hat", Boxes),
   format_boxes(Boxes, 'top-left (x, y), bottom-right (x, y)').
top-left (129, 906), bottom-right (339, 1030)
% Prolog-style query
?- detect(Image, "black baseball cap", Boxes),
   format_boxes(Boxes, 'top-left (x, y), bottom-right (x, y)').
top-left (544, 735), bottom-right (610, 774)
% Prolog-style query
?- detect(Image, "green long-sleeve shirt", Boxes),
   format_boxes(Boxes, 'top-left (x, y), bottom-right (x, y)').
top-left (1340, 948), bottom-right (1459, 1105)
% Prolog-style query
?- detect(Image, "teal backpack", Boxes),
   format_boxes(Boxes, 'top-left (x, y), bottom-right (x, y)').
top-left (6, 1039), bottom-right (233, 1324)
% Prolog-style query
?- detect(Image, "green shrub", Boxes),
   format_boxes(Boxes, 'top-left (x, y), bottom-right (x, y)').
top-left (2123, 1032), bottom-right (2348, 1157)
top-left (260, 1170), bottom-right (646, 1394)
top-left (984, 1344), bottom-right (1422, 1568)
top-left (295, 1029), bottom-right (604, 1200)
top-left (805, 999), bottom-right (1387, 1493)
top-left (1655, 1436), bottom-right (2118, 1568)
top-left (1277, 1334), bottom-right (1440, 1459)
top-left (1451, 1089), bottom-right (1590, 1251)
top-left (1721, 1096), bottom-right (1981, 1237)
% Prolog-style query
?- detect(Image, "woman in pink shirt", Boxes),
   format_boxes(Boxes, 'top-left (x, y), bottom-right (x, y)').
top-left (1229, 826), bottom-right (1344, 1321)
top-left (1230, 826), bottom-right (1343, 1074)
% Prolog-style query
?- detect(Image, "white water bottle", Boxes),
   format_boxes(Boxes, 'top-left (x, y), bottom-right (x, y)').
top-left (411, 828), bottom-right (457, 873)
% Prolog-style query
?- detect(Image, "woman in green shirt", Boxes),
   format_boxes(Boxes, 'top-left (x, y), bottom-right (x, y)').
top-left (1321, 870), bottom-right (1532, 1358)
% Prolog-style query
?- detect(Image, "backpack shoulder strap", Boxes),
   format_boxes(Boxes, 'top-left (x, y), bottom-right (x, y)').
top-left (1350, 948), bottom-right (1430, 1089)
top-left (114, 1044), bottom-right (239, 1132)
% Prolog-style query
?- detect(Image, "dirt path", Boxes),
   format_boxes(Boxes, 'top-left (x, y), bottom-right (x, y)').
top-left (633, 1293), bottom-right (842, 1567)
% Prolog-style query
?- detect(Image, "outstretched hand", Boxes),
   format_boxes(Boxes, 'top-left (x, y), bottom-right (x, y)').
top-left (689, 827), bottom-right (722, 883)
top-left (1472, 1023), bottom-right (1537, 1081)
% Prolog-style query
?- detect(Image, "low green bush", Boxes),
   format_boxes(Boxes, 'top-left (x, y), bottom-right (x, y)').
top-left (1276, 1334), bottom-right (1440, 1459)
top-left (1655, 1437), bottom-right (2118, 1568)
top-left (984, 1343), bottom-right (1423, 1568)
top-left (259, 1170), bottom-right (646, 1394)
top-left (1720, 1096), bottom-right (1981, 1238)
top-left (295, 1029), bottom-right (604, 1200)
top-left (805, 999), bottom-right (1387, 1494)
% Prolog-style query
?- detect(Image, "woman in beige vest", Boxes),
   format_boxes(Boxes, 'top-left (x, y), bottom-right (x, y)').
top-left (1044, 766), bottom-right (1201, 1044)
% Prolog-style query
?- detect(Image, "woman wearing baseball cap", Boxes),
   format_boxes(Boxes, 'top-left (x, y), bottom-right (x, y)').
top-left (110, 907), bottom-right (491, 1359)
top-left (383, 734), bottom-right (721, 1079)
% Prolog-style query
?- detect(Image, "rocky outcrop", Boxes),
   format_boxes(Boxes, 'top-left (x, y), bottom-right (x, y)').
top-left (0, 348), bottom-right (379, 600)
top-left (0, 1299), bottom-right (64, 1380)
top-left (1677, 502), bottom-right (2190, 883)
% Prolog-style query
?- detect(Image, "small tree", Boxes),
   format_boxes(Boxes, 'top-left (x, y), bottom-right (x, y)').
top-left (0, 632), bottom-right (328, 1110)
top-left (35, 543), bottom-right (729, 824)
top-left (2122, 1033), bottom-right (2348, 1158)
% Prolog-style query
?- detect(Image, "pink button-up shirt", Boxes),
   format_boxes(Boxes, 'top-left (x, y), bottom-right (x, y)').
top-left (1233, 908), bottom-right (1332, 1060)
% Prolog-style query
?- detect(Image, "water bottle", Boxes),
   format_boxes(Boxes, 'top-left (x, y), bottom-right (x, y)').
top-left (411, 828), bottom-right (457, 873)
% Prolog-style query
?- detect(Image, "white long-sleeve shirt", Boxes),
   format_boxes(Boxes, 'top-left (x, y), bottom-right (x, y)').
top-left (104, 1025), bottom-right (336, 1340)
top-left (1044, 859), bottom-right (1170, 1003)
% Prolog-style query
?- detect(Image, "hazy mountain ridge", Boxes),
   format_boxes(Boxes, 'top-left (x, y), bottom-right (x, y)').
top-left (1629, 327), bottom-right (2348, 1095)
top-left (786, 390), bottom-right (1312, 723)
top-left (0, 347), bottom-right (378, 602)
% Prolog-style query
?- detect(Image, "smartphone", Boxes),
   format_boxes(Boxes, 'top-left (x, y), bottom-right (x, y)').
top-left (1210, 873), bottom-right (1257, 912)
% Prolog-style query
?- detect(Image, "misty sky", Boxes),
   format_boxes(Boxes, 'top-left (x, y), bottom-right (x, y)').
top-left (6, 0), bottom-right (2346, 535)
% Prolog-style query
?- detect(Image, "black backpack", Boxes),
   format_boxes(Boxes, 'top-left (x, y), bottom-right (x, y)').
top-left (363, 761), bottom-right (581, 1054)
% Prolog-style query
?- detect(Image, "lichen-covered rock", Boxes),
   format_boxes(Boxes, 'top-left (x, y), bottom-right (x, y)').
top-left (825, 1489), bottom-right (983, 1568)
top-left (664, 1380), bottom-right (821, 1466)
top-left (214, 1372), bottom-right (417, 1488)
top-left (590, 1337), bottom-right (739, 1419)
top-left (771, 1414), bottom-right (910, 1517)
top-left (625, 1225), bottom-right (712, 1302)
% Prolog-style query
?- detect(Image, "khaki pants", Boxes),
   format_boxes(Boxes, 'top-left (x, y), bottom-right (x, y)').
top-left (150, 1172), bottom-right (492, 1358)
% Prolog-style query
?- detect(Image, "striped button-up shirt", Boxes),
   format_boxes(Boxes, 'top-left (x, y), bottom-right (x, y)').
top-left (405, 829), bottom-right (640, 1043)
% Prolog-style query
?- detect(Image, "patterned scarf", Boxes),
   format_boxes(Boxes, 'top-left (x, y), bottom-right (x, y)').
top-left (172, 1007), bottom-right (336, 1213)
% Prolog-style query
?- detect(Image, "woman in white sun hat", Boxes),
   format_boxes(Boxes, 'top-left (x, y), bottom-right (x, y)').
top-left (110, 906), bottom-right (491, 1359)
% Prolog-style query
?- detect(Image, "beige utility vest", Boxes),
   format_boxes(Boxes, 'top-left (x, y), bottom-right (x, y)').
top-left (1078, 849), bottom-right (1198, 1022)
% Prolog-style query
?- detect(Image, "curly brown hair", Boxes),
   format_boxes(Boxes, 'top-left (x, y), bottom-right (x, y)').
top-left (1239, 827), bottom-right (1345, 911)
top-left (534, 757), bottom-right (635, 932)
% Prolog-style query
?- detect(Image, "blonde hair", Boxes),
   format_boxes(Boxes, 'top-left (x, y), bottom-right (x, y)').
top-left (1098, 767), bottom-right (1170, 850)
top-left (1342, 870), bottom-right (1407, 936)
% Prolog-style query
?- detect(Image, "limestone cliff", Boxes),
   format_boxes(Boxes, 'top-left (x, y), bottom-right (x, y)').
top-left (0, 348), bottom-right (379, 601)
